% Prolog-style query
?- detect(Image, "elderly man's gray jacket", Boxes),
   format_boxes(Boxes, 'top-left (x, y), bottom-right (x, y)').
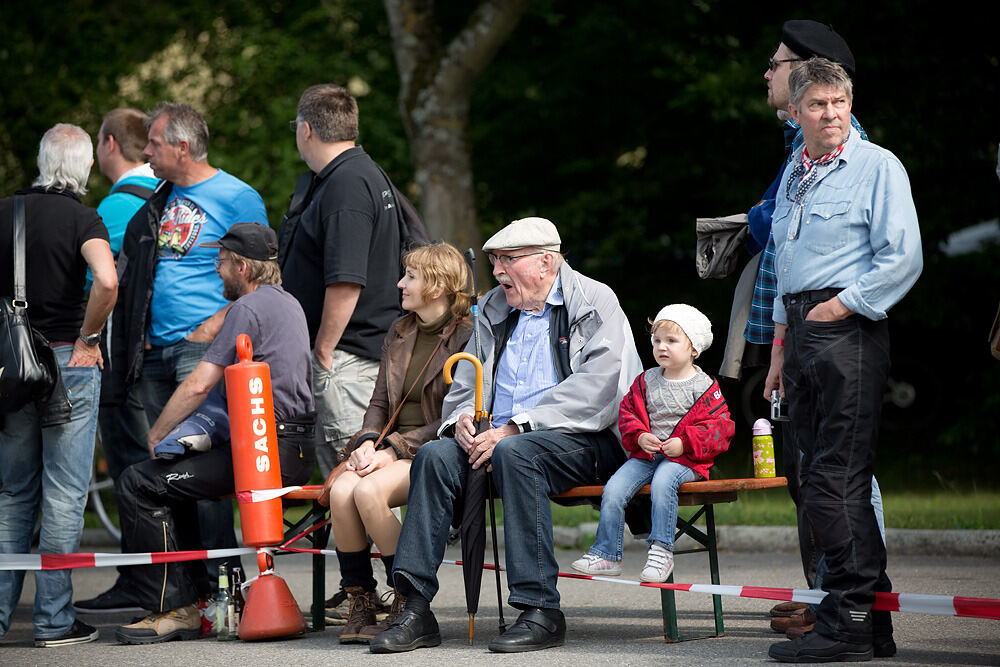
top-left (440, 261), bottom-right (642, 447)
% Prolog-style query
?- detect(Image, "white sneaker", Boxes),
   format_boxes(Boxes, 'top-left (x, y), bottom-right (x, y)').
top-left (570, 552), bottom-right (622, 576)
top-left (639, 545), bottom-right (674, 582)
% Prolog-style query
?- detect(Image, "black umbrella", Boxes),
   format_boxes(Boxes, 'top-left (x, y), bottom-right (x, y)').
top-left (441, 248), bottom-right (506, 644)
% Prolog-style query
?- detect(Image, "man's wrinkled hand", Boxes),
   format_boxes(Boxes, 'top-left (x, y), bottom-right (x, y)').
top-left (454, 413), bottom-right (477, 454)
top-left (468, 424), bottom-right (518, 470)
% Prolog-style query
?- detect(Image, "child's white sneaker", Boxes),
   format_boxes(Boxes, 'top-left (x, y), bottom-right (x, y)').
top-left (639, 545), bottom-right (674, 582)
top-left (570, 553), bottom-right (622, 576)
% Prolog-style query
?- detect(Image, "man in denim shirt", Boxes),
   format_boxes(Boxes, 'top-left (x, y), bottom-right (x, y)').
top-left (764, 59), bottom-right (922, 663)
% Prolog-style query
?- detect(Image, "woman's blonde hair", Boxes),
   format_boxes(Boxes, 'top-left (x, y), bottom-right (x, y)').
top-left (402, 243), bottom-right (472, 319)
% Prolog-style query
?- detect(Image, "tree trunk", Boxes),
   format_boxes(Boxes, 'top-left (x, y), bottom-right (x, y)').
top-left (384, 0), bottom-right (529, 273)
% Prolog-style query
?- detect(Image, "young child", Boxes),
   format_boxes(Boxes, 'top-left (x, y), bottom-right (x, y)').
top-left (572, 304), bottom-right (735, 582)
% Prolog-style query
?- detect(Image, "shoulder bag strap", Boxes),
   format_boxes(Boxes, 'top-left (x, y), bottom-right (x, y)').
top-left (372, 336), bottom-right (445, 447)
top-left (12, 195), bottom-right (27, 306)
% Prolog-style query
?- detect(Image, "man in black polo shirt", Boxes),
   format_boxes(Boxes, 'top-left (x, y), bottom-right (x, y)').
top-left (279, 84), bottom-right (402, 478)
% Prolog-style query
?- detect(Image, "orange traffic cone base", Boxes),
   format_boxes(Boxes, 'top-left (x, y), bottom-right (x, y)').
top-left (238, 573), bottom-right (306, 641)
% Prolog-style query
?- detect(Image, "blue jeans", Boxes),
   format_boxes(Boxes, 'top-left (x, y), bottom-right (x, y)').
top-left (393, 430), bottom-right (618, 610)
top-left (0, 345), bottom-right (100, 639)
top-left (139, 338), bottom-right (239, 574)
top-left (589, 455), bottom-right (697, 561)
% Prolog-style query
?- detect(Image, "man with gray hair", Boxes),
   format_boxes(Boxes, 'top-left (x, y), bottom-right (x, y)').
top-left (102, 101), bottom-right (267, 613)
top-left (371, 217), bottom-right (642, 654)
top-left (763, 58), bottom-right (922, 662)
top-left (1, 123), bottom-right (118, 646)
top-left (279, 84), bottom-right (403, 476)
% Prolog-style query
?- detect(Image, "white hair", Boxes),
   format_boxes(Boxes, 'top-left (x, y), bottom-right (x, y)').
top-left (33, 124), bottom-right (93, 195)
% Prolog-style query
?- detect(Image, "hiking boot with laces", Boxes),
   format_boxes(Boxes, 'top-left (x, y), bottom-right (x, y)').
top-left (359, 589), bottom-right (406, 640)
top-left (326, 584), bottom-right (391, 625)
top-left (339, 586), bottom-right (377, 644)
top-left (639, 544), bottom-right (674, 583)
top-left (570, 552), bottom-right (622, 576)
top-left (114, 604), bottom-right (201, 644)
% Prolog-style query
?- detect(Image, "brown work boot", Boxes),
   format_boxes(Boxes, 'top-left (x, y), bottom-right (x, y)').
top-left (772, 608), bottom-right (816, 633)
top-left (339, 586), bottom-right (377, 644)
top-left (358, 589), bottom-right (406, 641)
top-left (770, 601), bottom-right (809, 617)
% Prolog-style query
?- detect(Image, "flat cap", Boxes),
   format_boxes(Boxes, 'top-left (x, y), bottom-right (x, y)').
top-left (482, 217), bottom-right (561, 252)
top-left (782, 20), bottom-right (855, 77)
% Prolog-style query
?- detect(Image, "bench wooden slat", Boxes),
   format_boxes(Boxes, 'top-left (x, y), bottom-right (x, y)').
top-left (551, 476), bottom-right (787, 499)
top-left (283, 477), bottom-right (786, 503)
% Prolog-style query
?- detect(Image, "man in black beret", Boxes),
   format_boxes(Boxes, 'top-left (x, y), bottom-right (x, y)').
top-left (724, 18), bottom-right (895, 658)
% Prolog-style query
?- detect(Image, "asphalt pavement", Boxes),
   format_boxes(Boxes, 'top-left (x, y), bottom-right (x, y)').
top-left (2, 543), bottom-right (998, 666)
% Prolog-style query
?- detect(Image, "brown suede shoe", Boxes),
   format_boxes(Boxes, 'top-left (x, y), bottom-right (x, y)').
top-left (339, 586), bottom-right (377, 644)
top-left (771, 608), bottom-right (817, 633)
top-left (770, 601), bottom-right (809, 617)
top-left (785, 621), bottom-right (816, 639)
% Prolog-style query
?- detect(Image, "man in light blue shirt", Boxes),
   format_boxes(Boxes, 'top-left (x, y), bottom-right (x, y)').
top-left (764, 59), bottom-right (922, 664)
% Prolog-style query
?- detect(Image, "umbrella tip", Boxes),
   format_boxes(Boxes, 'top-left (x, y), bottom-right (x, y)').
top-left (468, 614), bottom-right (475, 645)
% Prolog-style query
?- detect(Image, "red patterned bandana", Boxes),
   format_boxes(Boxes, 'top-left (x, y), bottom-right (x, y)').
top-left (786, 138), bottom-right (847, 204)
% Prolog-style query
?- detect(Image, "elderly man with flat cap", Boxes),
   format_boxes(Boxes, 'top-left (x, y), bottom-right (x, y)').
top-left (370, 217), bottom-right (641, 654)
top-left (113, 223), bottom-right (316, 645)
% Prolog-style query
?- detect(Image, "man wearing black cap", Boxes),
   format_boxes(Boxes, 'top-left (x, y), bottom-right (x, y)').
top-left (113, 223), bottom-right (316, 644)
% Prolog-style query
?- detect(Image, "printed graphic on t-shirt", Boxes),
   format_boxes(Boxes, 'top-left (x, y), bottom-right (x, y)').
top-left (157, 197), bottom-right (206, 259)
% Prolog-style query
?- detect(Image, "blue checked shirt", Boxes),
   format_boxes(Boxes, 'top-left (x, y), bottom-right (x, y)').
top-left (491, 275), bottom-right (563, 426)
top-left (744, 115), bottom-right (868, 344)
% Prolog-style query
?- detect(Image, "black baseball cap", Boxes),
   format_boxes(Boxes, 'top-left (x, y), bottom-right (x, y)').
top-left (781, 20), bottom-right (855, 77)
top-left (199, 223), bottom-right (278, 260)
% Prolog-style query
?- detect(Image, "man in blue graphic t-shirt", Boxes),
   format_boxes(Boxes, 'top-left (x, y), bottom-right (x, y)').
top-left (95, 102), bottom-right (267, 614)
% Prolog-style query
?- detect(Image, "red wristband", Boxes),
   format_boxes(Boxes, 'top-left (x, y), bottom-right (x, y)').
top-left (772, 338), bottom-right (785, 347)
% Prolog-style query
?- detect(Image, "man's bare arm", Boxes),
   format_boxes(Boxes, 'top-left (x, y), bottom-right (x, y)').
top-left (313, 282), bottom-right (361, 369)
top-left (146, 360), bottom-right (224, 456)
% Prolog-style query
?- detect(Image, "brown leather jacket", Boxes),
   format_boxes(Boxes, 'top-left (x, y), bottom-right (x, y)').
top-left (349, 312), bottom-right (473, 459)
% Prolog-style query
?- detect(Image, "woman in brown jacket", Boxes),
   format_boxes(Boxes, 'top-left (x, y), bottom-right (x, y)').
top-left (324, 242), bottom-right (472, 643)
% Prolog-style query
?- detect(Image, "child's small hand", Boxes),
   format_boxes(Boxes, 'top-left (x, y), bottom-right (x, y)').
top-left (636, 432), bottom-right (662, 454)
top-left (660, 437), bottom-right (684, 458)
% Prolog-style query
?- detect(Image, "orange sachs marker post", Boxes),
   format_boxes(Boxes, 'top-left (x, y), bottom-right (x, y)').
top-left (224, 333), bottom-right (284, 547)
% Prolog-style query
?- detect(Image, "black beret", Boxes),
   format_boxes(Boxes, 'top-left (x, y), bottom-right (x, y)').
top-left (781, 20), bottom-right (855, 77)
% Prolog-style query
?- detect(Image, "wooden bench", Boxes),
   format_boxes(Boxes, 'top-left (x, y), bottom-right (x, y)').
top-left (279, 476), bottom-right (787, 641)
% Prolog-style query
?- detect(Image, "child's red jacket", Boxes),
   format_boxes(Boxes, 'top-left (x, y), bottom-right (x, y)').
top-left (618, 371), bottom-right (735, 480)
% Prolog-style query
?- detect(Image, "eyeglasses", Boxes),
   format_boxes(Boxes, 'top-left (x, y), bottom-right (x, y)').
top-left (768, 57), bottom-right (803, 72)
top-left (213, 256), bottom-right (236, 269)
top-left (288, 119), bottom-right (301, 132)
top-left (486, 251), bottom-right (544, 267)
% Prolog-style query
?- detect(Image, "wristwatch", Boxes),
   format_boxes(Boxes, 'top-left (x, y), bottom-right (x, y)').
top-left (79, 329), bottom-right (101, 346)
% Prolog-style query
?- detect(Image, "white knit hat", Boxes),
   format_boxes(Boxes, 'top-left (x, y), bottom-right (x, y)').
top-left (652, 303), bottom-right (713, 356)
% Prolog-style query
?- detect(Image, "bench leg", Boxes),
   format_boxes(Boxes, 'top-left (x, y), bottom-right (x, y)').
top-left (658, 503), bottom-right (724, 642)
top-left (282, 501), bottom-right (331, 632)
top-left (706, 504), bottom-right (724, 637)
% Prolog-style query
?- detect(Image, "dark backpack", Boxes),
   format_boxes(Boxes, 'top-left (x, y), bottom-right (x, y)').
top-left (374, 164), bottom-right (430, 253)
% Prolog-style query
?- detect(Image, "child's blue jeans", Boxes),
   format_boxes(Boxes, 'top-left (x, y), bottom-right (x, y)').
top-left (588, 454), bottom-right (698, 561)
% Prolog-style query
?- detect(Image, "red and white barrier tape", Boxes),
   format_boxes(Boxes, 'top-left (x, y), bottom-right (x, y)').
top-left (270, 549), bottom-right (1000, 622)
top-left (0, 547), bottom-right (256, 572)
top-left (235, 485), bottom-right (303, 504)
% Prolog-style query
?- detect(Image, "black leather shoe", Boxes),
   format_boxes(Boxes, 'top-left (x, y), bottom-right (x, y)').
top-left (488, 608), bottom-right (566, 653)
top-left (769, 632), bottom-right (873, 663)
top-left (369, 608), bottom-right (441, 653)
top-left (74, 581), bottom-right (144, 614)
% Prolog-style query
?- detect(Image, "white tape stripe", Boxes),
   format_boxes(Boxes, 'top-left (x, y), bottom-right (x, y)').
top-left (248, 486), bottom-right (302, 503)
top-left (0, 555), bottom-right (42, 570)
top-left (690, 584), bottom-right (743, 597)
top-left (790, 588), bottom-right (827, 605)
top-left (898, 593), bottom-right (958, 616)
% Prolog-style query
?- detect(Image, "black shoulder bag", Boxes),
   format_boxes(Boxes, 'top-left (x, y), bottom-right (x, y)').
top-left (0, 195), bottom-right (61, 414)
